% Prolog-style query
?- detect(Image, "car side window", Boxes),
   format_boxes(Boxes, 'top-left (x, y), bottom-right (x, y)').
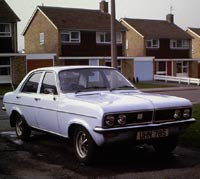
top-left (21, 72), bottom-right (42, 93)
top-left (40, 72), bottom-right (58, 95)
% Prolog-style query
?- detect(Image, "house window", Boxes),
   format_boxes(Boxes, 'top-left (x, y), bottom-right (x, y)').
top-left (0, 57), bottom-right (11, 76)
top-left (146, 39), bottom-right (159, 48)
top-left (61, 31), bottom-right (80, 43)
top-left (0, 23), bottom-right (11, 37)
top-left (156, 61), bottom-right (166, 75)
top-left (96, 32), bottom-right (122, 44)
top-left (176, 61), bottom-right (188, 74)
top-left (170, 40), bottom-right (189, 49)
top-left (40, 32), bottom-right (44, 45)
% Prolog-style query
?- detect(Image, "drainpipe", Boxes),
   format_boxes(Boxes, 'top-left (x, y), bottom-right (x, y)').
top-left (111, 0), bottom-right (117, 68)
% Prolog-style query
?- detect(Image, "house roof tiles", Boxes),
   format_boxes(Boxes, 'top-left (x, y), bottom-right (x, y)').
top-left (38, 6), bottom-right (125, 31)
top-left (0, 0), bottom-right (20, 22)
top-left (188, 27), bottom-right (200, 37)
top-left (122, 18), bottom-right (192, 39)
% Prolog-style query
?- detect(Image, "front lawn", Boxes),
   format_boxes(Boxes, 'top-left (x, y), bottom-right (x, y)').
top-left (0, 85), bottom-right (13, 96)
top-left (134, 82), bottom-right (172, 89)
top-left (180, 104), bottom-right (200, 148)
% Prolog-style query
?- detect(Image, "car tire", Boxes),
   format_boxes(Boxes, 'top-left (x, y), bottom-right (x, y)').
top-left (153, 137), bottom-right (178, 154)
top-left (73, 126), bottom-right (96, 164)
top-left (15, 115), bottom-right (31, 141)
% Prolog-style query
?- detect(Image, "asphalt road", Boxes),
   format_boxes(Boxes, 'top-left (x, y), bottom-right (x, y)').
top-left (0, 87), bottom-right (200, 178)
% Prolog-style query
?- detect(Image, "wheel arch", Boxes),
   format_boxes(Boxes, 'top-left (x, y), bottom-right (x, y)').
top-left (68, 123), bottom-right (88, 140)
top-left (10, 110), bottom-right (20, 127)
top-left (67, 121), bottom-right (104, 146)
top-left (10, 110), bottom-right (26, 127)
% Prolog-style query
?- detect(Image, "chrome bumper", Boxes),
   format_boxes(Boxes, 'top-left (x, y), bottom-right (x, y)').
top-left (94, 118), bottom-right (196, 133)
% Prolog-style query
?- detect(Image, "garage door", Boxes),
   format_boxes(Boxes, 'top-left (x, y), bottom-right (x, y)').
top-left (134, 58), bottom-right (153, 81)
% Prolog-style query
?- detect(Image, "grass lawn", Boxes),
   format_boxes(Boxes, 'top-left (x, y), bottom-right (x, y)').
top-left (0, 86), bottom-right (13, 96)
top-left (180, 104), bottom-right (200, 149)
top-left (134, 82), bottom-right (172, 89)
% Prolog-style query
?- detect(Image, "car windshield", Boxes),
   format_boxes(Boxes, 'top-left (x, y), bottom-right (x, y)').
top-left (59, 68), bottom-right (135, 93)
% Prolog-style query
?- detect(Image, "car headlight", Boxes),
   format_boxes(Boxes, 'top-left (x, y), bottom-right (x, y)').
top-left (183, 109), bottom-right (190, 119)
top-left (174, 110), bottom-right (181, 119)
top-left (104, 115), bottom-right (115, 127)
top-left (117, 114), bottom-right (127, 126)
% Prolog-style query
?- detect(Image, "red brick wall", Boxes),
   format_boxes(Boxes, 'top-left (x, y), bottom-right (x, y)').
top-left (146, 39), bottom-right (191, 59)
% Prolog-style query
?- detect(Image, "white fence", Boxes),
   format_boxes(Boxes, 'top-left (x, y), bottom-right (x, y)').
top-left (154, 75), bottom-right (200, 86)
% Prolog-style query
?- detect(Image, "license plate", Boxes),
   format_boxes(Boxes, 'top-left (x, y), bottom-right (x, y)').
top-left (136, 129), bottom-right (169, 140)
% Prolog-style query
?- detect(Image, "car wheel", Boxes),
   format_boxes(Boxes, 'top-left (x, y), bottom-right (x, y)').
top-left (15, 115), bottom-right (31, 141)
top-left (153, 137), bottom-right (178, 154)
top-left (73, 126), bottom-right (96, 164)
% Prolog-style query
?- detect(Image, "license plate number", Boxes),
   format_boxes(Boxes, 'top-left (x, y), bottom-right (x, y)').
top-left (136, 129), bottom-right (169, 140)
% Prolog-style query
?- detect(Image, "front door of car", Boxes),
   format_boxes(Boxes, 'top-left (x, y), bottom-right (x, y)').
top-left (17, 72), bottom-right (43, 128)
top-left (35, 72), bottom-right (60, 134)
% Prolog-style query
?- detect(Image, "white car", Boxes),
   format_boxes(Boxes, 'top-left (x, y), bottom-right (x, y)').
top-left (2, 66), bottom-right (195, 163)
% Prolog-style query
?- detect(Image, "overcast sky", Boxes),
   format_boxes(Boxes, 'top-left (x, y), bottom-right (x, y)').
top-left (6, 0), bottom-right (200, 51)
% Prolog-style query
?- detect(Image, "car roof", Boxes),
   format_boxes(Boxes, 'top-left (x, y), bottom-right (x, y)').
top-left (31, 66), bottom-right (114, 73)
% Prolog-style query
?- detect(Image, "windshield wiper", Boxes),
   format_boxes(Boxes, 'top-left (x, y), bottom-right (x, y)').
top-left (75, 86), bottom-right (108, 93)
top-left (110, 85), bottom-right (135, 91)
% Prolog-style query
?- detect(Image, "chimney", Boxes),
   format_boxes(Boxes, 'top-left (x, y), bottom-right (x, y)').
top-left (166, 14), bottom-right (174, 23)
top-left (100, 0), bottom-right (108, 13)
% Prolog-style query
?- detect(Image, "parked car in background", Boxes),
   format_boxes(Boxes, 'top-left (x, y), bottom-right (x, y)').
top-left (2, 66), bottom-right (195, 163)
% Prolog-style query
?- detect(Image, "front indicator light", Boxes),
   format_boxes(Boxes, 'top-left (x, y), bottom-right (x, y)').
top-left (117, 114), bottom-right (127, 126)
top-left (105, 115), bottom-right (115, 127)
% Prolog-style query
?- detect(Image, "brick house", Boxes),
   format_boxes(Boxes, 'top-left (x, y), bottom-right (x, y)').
top-left (23, 1), bottom-right (126, 72)
top-left (186, 28), bottom-right (200, 78)
top-left (120, 14), bottom-right (199, 79)
top-left (0, 0), bottom-right (26, 84)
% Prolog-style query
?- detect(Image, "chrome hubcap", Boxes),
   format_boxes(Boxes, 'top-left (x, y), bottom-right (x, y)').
top-left (76, 131), bottom-right (88, 158)
top-left (16, 120), bottom-right (23, 136)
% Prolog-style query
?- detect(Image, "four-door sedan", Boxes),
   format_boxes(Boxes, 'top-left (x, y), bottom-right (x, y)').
top-left (2, 66), bottom-right (195, 163)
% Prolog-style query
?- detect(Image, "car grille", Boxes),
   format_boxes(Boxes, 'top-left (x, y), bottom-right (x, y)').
top-left (126, 111), bottom-right (153, 125)
top-left (103, 107), bottom-right (192, 128)
top-left (154, 109), bottom-right (176, 123)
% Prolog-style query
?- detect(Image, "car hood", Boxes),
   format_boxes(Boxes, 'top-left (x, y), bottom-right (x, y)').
top-left (68, 90), bottom-right (192, 113)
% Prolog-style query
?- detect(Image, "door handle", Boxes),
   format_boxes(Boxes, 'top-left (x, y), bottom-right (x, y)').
top-left (16, 96), bottom-right (21, 99)
top-left (34, 98), bottom-right (41, 101)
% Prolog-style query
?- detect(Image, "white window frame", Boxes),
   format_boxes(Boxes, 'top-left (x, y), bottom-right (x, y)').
top-left (61, 31), bottom-right (80, 43)
top-left (146, 39), bottom-right (159, 49)
top-left (0, 57), bottom-right (11, 83)
top-left (96, 32), bottom-right (122, 44)
top-left (40, 32), bottom-right (45, 45)
top-left (176, 61), bottom-right (188, 75)
top-left (170, 39), bottom-right (190, 49)
top-left (0, 23), bottom-right (11, 37)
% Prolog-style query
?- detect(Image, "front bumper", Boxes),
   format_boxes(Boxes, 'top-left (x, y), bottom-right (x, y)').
top-left (94, 118), bottom-right (196, 133)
